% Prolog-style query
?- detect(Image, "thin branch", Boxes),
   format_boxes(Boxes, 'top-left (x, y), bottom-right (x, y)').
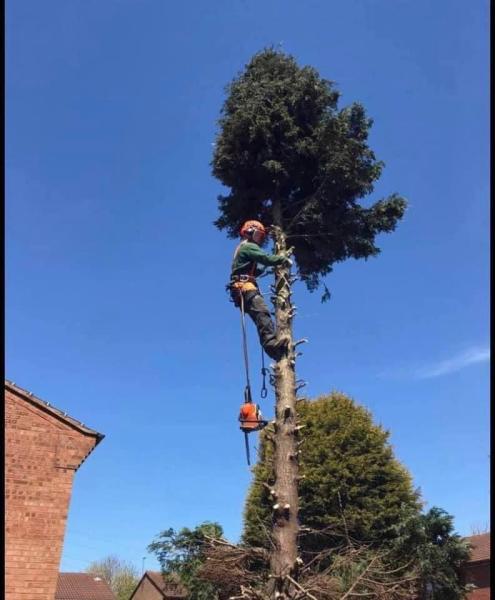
top-left (339, 556), bottom-right (379, 600)
top-left (371, 559), bottom-right (415, 575)
top-left (286, 575), bottom-right (319, 600)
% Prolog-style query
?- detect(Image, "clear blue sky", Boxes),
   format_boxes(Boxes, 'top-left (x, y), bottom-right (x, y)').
top-left (6, 0), bottom-right (489, 575)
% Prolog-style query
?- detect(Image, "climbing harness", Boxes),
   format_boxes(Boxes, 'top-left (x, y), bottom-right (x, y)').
top-left (238, 291), bottom-right (268, 466)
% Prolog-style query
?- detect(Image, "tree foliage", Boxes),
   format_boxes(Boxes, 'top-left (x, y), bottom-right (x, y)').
top-left (243, 392), bottom-right (421, 552)
top-left (391, 507), bottom-right (472, 599)
top-left (241, 394), bottom-right (470, 599)
top-left (86, 555), bottom-right (139, 600)
top-left (147, 521), bottom-right (224, 600)
top-left (212, 48), bottom-right (407, 293)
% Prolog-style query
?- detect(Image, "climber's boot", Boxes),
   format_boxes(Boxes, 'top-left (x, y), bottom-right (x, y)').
top-left (264, 335), bottom-right (291, 360)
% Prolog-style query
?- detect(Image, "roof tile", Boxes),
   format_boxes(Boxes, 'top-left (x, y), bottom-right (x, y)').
top-left (465, 533), bottom-right (491, 563)
top-left (56, 573), bottom-right (116, 600)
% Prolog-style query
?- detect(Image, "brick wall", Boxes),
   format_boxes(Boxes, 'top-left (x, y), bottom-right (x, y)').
top-left (5, 387), bottom-right (99, 600)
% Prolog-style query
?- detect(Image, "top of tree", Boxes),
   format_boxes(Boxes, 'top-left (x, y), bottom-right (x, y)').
top-left (212, 48), bottom-right (407, 292)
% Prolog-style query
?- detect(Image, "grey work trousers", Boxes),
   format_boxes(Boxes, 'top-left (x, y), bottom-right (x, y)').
top-left (242, 291), bottom-right (281, 360)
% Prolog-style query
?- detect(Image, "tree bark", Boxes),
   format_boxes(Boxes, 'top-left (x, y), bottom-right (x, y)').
top-left (269, 198), bottom-right (300, 599)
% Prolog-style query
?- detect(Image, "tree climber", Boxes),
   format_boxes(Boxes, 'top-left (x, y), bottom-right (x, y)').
top-left (229, 220), bottom-right (291, 361)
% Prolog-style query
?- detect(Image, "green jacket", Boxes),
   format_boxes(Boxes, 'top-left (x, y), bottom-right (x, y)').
top-left (231, 241), bottom-right (286, 278)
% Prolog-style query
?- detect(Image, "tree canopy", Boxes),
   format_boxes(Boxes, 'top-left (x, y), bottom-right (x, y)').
top-left (243, 392), bottom-right (421, 552)
top-left (212, 48), bottom-right (407, 293)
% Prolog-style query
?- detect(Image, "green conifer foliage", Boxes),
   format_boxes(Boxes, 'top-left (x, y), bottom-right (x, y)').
top-left (391, 507), bottom-right (472, 599)
top-left (243, 393), bottom-right (421, 552)
top-left (212, 48), bottom-right (406, 293)
top-left (148, 522), bottom-right (223, 600)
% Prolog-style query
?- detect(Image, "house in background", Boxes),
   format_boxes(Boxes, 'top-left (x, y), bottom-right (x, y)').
top-left (129, 571), bottom-right (187, 600)
top-left (55, 573), bottom-right (116, 600)
top-left (463, 532), bottom-right (491, 600)
top-left (5, 380), bottom-right (104, 600)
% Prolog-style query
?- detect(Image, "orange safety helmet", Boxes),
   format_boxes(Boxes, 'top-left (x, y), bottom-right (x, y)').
top-left (240, 220), bottom-right (266, 245)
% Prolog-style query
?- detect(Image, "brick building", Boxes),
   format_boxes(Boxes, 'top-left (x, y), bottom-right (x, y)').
top-left (129, 571), bottom-right (187, 600)
top-left (5, 380), bottom-right (104, 600)
top-left (463, 533), bottom-right (491, 600)
top-left (55, 573), bottom-right (116, 600)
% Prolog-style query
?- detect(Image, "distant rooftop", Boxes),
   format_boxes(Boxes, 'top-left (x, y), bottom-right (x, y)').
top-left (130, 571), bottom-right (187, 599)
top-left (56, 573), bottom-right (116, 600)
top-left (465, 533), bottom-right (490, 563)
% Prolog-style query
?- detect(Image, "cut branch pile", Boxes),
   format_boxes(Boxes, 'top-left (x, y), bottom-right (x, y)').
top-left (197, 537), bottom-right (269, 600)
top-left (196, 535), bottom-right (419, 600)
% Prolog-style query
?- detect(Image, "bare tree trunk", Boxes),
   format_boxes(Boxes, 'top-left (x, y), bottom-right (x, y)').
top-left (269, 198), bottom-right (300, 599)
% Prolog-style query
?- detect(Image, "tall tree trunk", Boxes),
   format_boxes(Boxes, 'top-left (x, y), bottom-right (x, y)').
top-left (269, 198), bottom-right (300, 599)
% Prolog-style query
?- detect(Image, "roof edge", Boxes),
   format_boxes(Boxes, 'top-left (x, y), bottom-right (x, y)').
top-left (145, 571), bottom-right (165, 596)
top-left (128, 572), bottom-right (147, 600)
top-left (5, 380), bottom-right (105, 443)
